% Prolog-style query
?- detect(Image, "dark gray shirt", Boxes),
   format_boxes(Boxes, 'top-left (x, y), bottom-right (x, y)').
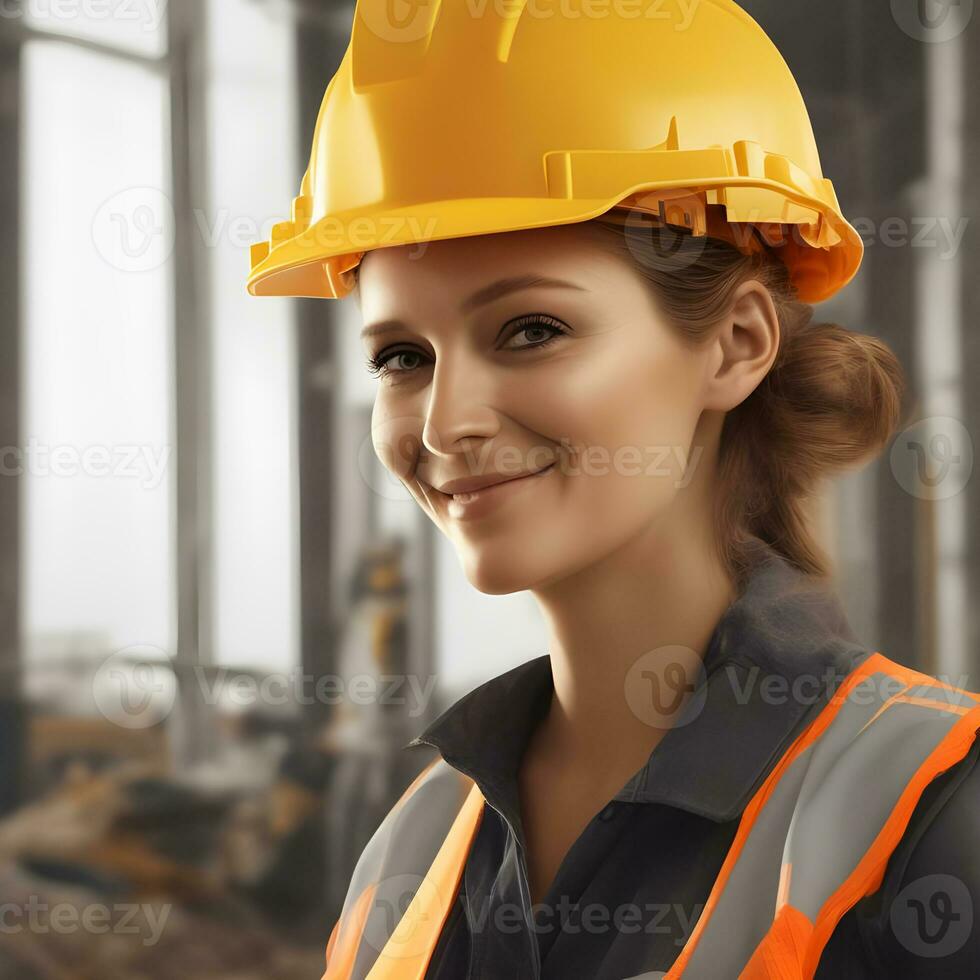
top-left (405, 546), bottom-right (980, 978)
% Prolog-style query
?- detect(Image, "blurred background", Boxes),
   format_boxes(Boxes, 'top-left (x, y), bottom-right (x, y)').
top-left (0, 0), bottom-right (977, 976)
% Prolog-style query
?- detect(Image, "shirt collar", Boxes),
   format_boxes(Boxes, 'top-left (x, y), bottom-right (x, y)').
top-left (405, 540), bottom-right (873, 833)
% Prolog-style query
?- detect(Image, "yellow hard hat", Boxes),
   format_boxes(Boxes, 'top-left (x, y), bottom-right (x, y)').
top-left (247, 0), bottom-right (863, 304)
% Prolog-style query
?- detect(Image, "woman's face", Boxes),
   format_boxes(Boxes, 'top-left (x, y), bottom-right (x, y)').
top-left (357, 223), bottom-right (719, 595)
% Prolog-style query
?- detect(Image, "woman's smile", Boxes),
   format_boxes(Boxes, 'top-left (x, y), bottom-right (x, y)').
top-left (429, 461), bottom-right (557, 522)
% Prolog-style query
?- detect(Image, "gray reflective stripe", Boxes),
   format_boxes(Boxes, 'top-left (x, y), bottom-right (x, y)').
top-left (329, 758), bottom-right (474, 980)
top-left (681, 667), bottom-right (980, 977)
top-left (785, 680), bottom-right (979, 922)
top-left (680, 730), bottom-right (814, 973)
top-left (901, 682), bottom-right (978, 709)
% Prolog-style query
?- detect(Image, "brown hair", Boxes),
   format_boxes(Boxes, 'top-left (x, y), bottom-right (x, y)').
top-left (579, 212), bottom-right (907, 589)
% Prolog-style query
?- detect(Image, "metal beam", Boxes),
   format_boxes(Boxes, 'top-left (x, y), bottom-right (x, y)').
top-left (168, 0), bottom-right (216, 765)
top-left (0, 0), bottom-right (26, 816)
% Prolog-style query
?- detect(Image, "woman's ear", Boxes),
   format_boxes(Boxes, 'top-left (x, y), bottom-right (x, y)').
top-left (702, 279), bottom-right (780, 413)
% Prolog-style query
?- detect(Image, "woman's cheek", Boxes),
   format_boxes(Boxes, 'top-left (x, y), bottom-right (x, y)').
top-left (371, 403), bottom-right (424, 481)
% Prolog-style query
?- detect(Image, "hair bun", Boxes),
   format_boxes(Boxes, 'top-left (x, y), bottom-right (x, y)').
top-left (767, 321), bottom-right (906, 475)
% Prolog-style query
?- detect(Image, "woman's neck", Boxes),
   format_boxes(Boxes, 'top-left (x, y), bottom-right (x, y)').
top-left (528, 512), bottom-right (736, 777)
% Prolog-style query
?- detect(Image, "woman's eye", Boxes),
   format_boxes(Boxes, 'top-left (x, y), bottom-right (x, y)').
top-left (385, 351), bottom-right (424, 373)
top-left (365, 349), bottom-right (427, 378)
top-left (500, 316), bottom-right (568, 351)
top-left (364, 315), bottom-right (567, 379)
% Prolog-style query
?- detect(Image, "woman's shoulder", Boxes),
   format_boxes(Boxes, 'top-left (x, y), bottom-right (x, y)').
top-left (362, 754), bottom-right (474, 855)
top-left (821, 736), bottom-right (980, 976)
top-left (324, 756), bottom-right (476, 973)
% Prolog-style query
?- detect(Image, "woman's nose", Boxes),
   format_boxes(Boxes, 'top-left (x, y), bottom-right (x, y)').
top-left (421, 356), bottom-right (501, 459)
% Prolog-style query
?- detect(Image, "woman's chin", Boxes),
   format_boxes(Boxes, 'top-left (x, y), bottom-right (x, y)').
top-left (458, 549), bottom-right (547, 596)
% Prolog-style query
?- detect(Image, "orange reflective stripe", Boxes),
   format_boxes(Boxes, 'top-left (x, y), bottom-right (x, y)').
top-left (801, 697), bottom-right (980, 976)
top-left (740, 904), bottom-right (812, 980)
top-left (744, 701), bottom-right (980, 980)
top-left (322, 883), bottom-right (378, 980)
top-left (325, 918), bottom-right (339, 964)
top-left (321, 756), bottom-right (443, 980)
top-left (366, 780), bottom-right (485, 980)
top-left (666, 652), bottom-right (980, 978)
top-left (665, 652), bottom-right (890, 978)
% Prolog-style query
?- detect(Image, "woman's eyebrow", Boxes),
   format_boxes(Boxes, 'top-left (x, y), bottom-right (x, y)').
top-left (359, 275), bottom-right (587, 341)
top-left (458, 275), bottom-right (588, 314)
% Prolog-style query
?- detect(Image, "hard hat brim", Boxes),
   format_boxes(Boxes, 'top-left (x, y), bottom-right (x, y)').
top-left (247, 176), bottom-right (863, 305)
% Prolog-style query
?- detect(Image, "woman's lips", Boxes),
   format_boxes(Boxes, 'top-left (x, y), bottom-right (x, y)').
top-left (436, 462), bottom-right (556, 521)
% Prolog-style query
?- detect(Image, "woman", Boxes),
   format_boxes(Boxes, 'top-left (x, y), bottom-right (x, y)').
top-left (247, 1), bottom-right (980, 977)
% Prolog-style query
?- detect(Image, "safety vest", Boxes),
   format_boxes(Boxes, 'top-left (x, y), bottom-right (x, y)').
top-left (321, 652), bottom-right (980, 979)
